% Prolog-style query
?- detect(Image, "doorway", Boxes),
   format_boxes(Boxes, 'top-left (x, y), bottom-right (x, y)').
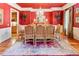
top-left (10, 8), bottom-right (19, 40)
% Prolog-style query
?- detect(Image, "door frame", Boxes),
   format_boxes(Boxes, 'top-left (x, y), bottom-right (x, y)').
top-left (10, 8), bottom-right (19, 38)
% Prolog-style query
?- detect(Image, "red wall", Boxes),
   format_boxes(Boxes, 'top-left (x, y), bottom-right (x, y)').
top-left (52, 11), bottom-right (64, 25)
top-left (19, 11), bottom-right (31, 25)
top-left (30, 12), bottom-right (36, 24)
top-left (0, 3), bottom-right (19, 28)
top-left (0, 3), bottom-right (10, 28)
top-left (0, 3), bottom-right (64, 28)
top-left (44, 11), bottom-right (63, 25)
top-left (19, 11), bottom-right (36, 25)
top-left (44, 12), bottom-right (53, 24)
top-left (73, 3), bottom-right (79, 28)
top-left (19, 11), bottom-right (63, 25)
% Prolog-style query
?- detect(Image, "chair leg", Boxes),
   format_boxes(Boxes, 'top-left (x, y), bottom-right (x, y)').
top-left (44, 39), bottom-right (47, 47)
top-left (33, 39), bottom-right (34, 45)
top-left (24, 39), bottom-right (26, 45)
top-left (34, 39), bottom-right (36, 47)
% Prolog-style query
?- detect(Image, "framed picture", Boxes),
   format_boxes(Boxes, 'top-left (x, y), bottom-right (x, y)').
top-left (76, 8), bottom-right (79, 13)
top-left (76, 17), bottom-right (79, 23)
top-left (0, 8), bottom-right (3, 25)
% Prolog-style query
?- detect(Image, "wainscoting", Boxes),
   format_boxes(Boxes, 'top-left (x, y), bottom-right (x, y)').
top-left (73, 27), bottom-right (79, 40)
top-left (0, 27), bottom-right (11, 43)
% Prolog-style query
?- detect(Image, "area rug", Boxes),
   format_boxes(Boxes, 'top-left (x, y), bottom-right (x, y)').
top-left (1, 39), bottom-right (79, 56)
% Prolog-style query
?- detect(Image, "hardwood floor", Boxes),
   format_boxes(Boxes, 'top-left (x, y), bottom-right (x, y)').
top-left (0, 37), bottom-right (79, 55)
top-left (68, 38), bottom-right (79, 52)
top-left (0, 39), bottom-right (12, 54)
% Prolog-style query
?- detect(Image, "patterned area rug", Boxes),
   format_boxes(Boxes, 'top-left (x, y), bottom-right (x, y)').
top-left (1, 39), bottom-right (79, 56)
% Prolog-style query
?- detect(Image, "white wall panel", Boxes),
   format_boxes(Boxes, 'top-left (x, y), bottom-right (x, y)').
top-left (0, 27), bottom-right (11, 43)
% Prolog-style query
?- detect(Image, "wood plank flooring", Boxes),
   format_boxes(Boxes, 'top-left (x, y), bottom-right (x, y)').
top-left (0, 39), bottom-right (12, 54)
top-left (68, 38), bottom-right (79, 52)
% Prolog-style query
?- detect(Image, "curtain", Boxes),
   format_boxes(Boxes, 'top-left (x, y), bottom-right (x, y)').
top-left (64, 9), bottom-right (70, 36)
top-left (68, 7), bottom-right (74, 38)
top-left (63, 7), bottom-right (74, 38)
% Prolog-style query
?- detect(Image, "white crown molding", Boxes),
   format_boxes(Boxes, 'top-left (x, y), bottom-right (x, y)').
top-left (8, 3), bottom-right (76, 11)
top-left (21, 8), bottom-right (63, 12)
top-left (7, 3), bottom-right (22, 10)
top-left (50, 7), bottom-right (64, 11)
top-left (62, 3), bottom-right (76, 10)
top-left (21, 8), bottom-right (33, 11)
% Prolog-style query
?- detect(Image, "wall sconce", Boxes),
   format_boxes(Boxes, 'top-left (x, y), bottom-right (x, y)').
top-left (21, 14), bottom-right (27, 20)
top-left (55, 12), bottom-right (61, 20)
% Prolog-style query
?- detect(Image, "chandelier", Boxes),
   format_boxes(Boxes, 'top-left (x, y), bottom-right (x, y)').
top-left (36, 7), bottom-right (45, 23)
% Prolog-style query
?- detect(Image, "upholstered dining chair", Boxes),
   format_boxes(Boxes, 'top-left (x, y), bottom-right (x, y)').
top-left (24, 25), bottom-right (35, 45)
top-left (35, 24), bottom-right (46, 46)
top-left (45, 25), bottom-right (55, 43)
top-left (55, 24), bottom-right (61, 39)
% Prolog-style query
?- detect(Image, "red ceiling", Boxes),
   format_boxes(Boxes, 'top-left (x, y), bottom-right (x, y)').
top-left (17, 3), bottom-right (66, 9)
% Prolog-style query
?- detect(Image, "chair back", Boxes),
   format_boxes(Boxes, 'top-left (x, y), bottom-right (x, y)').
top-left (25, 25), bottom-right (34, 34)
top-left (46, 25), bottom-right (54, 34)
top-left (36, 25), bottom-right (45, 34)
